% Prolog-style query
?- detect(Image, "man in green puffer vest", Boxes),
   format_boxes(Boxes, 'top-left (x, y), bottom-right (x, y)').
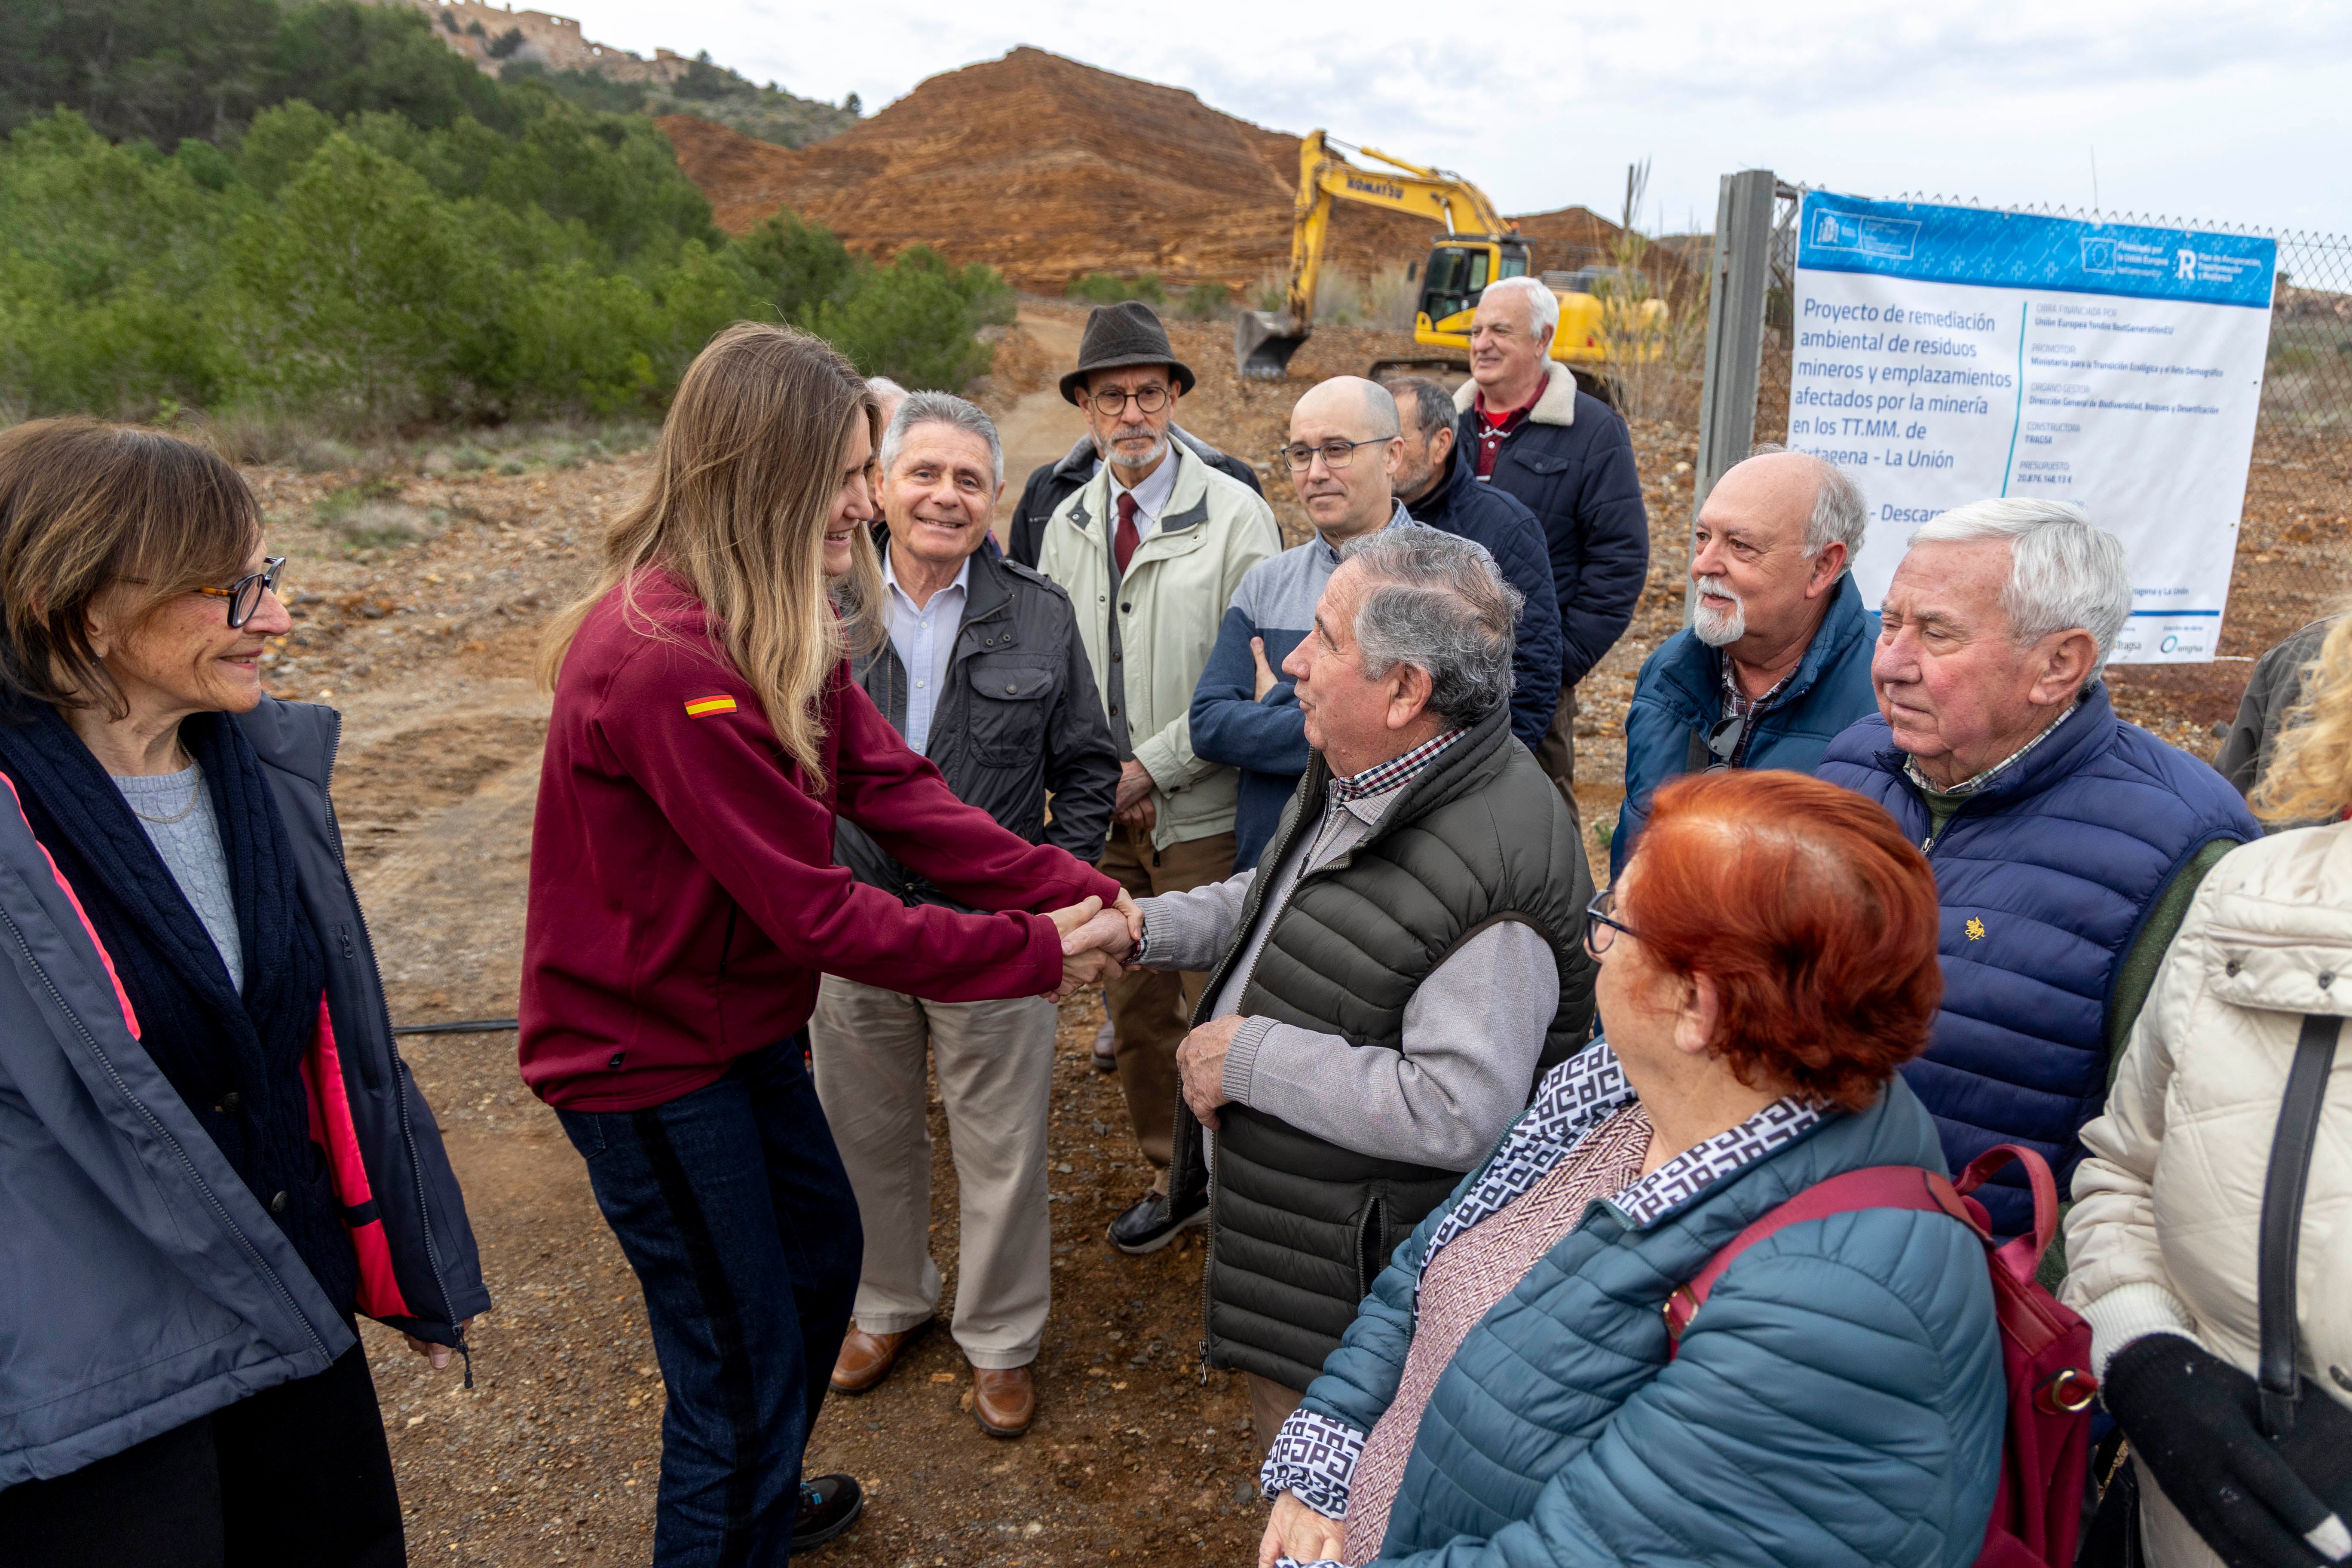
top-left (1062, 526), bottom-right (1597, 1453)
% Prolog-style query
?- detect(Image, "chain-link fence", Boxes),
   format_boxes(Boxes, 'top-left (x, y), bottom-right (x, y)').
top-left (1743, 181), bottom-right (2352, 447)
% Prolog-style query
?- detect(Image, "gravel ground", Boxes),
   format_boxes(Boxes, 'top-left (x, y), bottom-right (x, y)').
top-left (244, 344), bottom-right (2347, 1565)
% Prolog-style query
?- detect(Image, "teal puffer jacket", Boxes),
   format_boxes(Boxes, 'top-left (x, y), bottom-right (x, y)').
top-left (1296, 1066), bottom-right (2004, 1568)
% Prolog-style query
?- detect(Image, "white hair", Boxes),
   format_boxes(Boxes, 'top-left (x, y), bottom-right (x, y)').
top-left (880, 391), bottom-right (1004, 489)
top-left (1908, 499), bottom-right (2131, 675)
top-left (865, 376), bottom-right (909, 402)
top-left (1480, 275), bottom-right (1559, 341)
top-left (1748, 443), bottom-right (1867, 560)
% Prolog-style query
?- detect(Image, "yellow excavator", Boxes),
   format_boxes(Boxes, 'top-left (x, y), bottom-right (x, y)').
top-left (1235, 132), bottom-right (1656, 396)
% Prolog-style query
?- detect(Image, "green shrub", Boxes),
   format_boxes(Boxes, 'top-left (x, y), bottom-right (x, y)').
top-left (0, 2), bottom-right (994, 426)
top-left (215, 135), bottom-right (500, 421)
top-left (1066, 271), bottom-right (1166, 306)
top-left (1179, 280), bottom-right (1232, 319)
top-left (734, 210), bottom-right (864, 321)
top-left (805, 251), bottom-right (998, 390)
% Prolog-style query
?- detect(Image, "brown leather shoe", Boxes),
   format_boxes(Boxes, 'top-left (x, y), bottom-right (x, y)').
top-left (828, 1320), bottom-right (931, 1395)
top-left (971, 1364), bottom-right (1035, 1437)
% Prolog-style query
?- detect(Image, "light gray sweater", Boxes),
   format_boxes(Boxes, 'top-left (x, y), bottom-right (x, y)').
top-left (1135, 775), bottom-right (1556, 1169)
top-left (114, 765), bottom-right (243, 992)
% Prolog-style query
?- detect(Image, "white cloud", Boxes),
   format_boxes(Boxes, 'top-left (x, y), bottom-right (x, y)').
top-left (545, 0), bottom-right (2352, 234)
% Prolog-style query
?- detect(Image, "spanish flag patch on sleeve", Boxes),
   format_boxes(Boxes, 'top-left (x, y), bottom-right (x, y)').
top-left (683, 695), bottom-right (738, 719)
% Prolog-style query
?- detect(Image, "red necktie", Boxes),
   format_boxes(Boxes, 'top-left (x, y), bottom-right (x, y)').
top-left (1114, 492), bottom-right (1140, 575)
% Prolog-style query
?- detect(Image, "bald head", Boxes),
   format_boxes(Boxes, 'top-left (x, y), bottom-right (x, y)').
top-left (1690, 445), bottom-right (1868, 663)
top-left (1292, 376), bottom-right (1400, 442)
top-left (1287, 376), bottom-right (1404, 543)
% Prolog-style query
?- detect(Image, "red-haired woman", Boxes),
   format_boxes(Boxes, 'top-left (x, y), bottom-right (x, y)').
top-left (1254, 769), bottom-right (2008, 1568)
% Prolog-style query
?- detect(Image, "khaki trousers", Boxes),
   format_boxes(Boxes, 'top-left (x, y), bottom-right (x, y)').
top-left (1532, 681), bottom-right (1584, 845)
top-left (808, 977), bottom-right (1057, 1369)
top-left (1097, 826), bottom-right (1238, 1192)
top-left (1247, 1372), bottom-right (1307, 1460)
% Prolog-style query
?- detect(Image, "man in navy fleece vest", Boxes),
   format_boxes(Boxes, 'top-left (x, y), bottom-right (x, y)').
top-left (1816, 499), bottom-right (2258, 1237)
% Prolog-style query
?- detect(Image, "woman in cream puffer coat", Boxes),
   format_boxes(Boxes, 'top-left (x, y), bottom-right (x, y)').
top-left (2064, 613), bottom-right (2352, 1568)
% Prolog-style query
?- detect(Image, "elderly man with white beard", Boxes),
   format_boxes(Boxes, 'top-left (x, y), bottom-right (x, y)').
top-left (1608, 445), bottom-right (1879, 874)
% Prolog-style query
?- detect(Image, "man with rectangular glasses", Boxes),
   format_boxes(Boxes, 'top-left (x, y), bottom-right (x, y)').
top-left (1187, 377), bottom-right (1430, 872)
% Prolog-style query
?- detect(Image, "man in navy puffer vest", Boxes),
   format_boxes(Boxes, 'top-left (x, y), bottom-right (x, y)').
top-left (1817, 499), bottom-right (2257, 1237)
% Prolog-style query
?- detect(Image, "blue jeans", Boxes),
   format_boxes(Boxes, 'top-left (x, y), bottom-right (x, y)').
top-left (557, 1036), bottom-right (861, 1567)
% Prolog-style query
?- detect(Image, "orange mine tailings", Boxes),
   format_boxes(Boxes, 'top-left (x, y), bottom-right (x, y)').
top-left (657, 47), bottom-right (1460, 293)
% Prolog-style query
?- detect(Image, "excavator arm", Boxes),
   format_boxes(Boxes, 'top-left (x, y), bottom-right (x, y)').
top-left (1238, 131), bottom-right (1512, 379)
top-left (1274, 132), bottom-right (1508, 324)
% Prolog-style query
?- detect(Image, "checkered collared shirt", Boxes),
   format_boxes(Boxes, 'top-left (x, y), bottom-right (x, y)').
top-left (1716, 652), bottom-right (1795, 768)
top-left (1902, 692), bottom-right (2085, 801)
top-left (1327, 728), bottom-right (1464, 803)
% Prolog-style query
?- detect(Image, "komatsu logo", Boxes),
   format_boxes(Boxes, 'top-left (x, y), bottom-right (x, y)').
top-left (1344, 175), bottom-right (1406, 201)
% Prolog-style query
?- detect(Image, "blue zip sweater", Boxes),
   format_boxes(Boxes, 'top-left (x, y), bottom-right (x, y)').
top-left (1403, 441), bottom-right (1564, 751)
top-left (1193, 463), bottom-right (1565, 872)
top-left (1609, 573), bottom-right (1879, 876)
top-left (1189, 504), bottom-right (1425, 872)
top-left (1817, 686), bottom-right (2258, 1236)
top-left (1289, 1063), bottom-right (2003, 1568)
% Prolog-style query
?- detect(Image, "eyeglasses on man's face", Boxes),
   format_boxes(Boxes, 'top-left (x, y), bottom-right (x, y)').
top-left (1083, 384), bottom-right (1170, 415)
top-left (1276, 437), bottom-right (1389, 473)
top-left (194, 557), bottom-right (287, 630)
top-left (1583, 887), bottom-right (1640, 958)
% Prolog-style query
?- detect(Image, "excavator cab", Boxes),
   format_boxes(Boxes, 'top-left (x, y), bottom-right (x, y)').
top-left (1415, 239), bottom-right (1530, 332)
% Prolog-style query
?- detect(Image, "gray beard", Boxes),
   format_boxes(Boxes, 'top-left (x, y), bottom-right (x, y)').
top-left (1691, 575), bottom-right (1746, 646)
top-left (1101, 430), bottom-right (1169, 475)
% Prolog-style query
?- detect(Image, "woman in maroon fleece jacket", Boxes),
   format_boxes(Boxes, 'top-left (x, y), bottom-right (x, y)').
top-left (522, 324), bottom-right (1125, 1564)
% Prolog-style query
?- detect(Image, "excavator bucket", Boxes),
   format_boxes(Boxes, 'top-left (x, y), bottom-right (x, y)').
top-left (1235, 311), bottom-right (1310, 381)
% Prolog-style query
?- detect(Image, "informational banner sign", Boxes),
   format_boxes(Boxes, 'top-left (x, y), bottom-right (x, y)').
top-left (1788, 192), bottom-right (2276, 662)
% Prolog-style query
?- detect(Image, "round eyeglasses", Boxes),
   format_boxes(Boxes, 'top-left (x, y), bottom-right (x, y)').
top-left (1083, 385), bottom-right (1170, 415)
top-left (1582, 887), bottom-right (1640, 957)
top-left (194, 557), bottom-right (287, 629)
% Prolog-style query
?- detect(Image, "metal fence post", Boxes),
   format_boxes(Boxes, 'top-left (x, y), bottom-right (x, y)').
top-left (1685, 168), bottom-right (1779, 622)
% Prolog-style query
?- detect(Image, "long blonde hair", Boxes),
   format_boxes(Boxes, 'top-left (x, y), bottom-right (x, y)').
top-left (540, 323), bottom-right (885, 788)
top-left (2251, 612), bottom-right (2352, 825)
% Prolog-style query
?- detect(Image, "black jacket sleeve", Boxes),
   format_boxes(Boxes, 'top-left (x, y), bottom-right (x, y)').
top-left (1559, 407), bottom-right (1649, 687)
top-left (1009, 462), bottom-right (1060, 570)
top-left (1209, 450), bottom-right (1265, 499)
top-left (1040, 599), bottom-right (1119, 862)
top-left (2215, 617), bottom-right (2333, 798)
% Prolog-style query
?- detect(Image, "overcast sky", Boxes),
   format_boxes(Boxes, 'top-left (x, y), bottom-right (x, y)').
top-left (543, 0), bottom-right (2352, 237)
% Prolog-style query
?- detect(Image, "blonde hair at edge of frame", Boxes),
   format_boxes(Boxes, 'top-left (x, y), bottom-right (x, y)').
top-left (2252, 611), bottom-right (2352, 825)
top-left (539, 323), bottom-right (885, 791)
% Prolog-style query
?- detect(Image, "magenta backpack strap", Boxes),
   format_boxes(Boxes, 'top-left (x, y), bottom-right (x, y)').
top-left (1663, 1166), bottom-right (1982, 1350)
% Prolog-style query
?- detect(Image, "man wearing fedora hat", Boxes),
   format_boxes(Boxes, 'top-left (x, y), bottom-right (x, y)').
top-left (1035, 301), bottom-right (1282, 1256)
top-left (1006, 304), bottom-right (1264, 572)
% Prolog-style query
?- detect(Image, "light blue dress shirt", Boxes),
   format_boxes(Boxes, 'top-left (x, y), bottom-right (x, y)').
top-left (883, 548), bottom-right (973, 756)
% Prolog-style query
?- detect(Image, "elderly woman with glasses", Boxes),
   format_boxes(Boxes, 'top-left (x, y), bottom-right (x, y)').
top-left (0, 419), bottom-right (484, 1567)
top-left (1255, 768), bottom-right (2007, 1568)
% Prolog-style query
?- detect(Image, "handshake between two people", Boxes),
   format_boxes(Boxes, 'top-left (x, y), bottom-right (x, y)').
top-left (1043, 896), bottom-right (1246, 1130)
top-left (1043, 893), bottom-right (1146, 1003)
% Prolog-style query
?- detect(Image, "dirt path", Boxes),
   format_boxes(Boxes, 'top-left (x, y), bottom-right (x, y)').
top-left (990, 309), bottom-right (1090, 539)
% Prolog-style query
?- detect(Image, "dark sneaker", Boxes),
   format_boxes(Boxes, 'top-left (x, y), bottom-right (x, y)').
top-left (1106, 1187), bottom-right (1207, 1255)
top-left (794, 1473), bottom-right (864, 1550)
top-left (1090, 1019), bottom-right (1117, 1072)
